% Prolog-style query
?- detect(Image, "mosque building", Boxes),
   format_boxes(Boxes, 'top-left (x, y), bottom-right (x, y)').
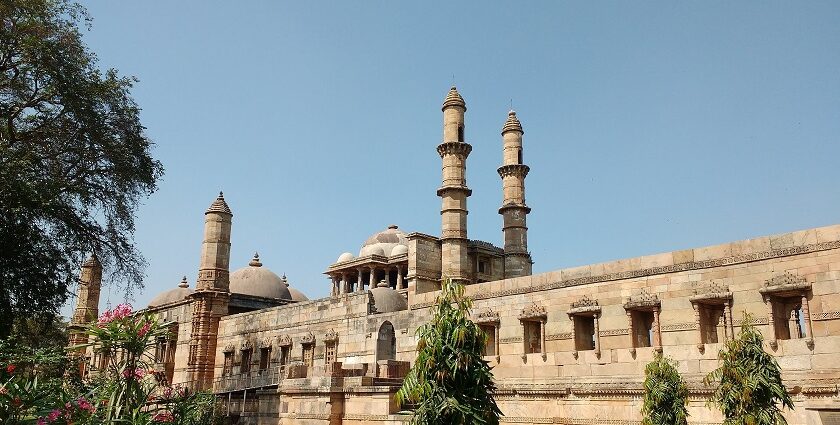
top-left (69, 87), bottom-right (840, 424)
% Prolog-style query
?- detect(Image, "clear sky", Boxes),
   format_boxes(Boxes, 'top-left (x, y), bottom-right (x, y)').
top-left (68, 1), bottom-right (840, 311)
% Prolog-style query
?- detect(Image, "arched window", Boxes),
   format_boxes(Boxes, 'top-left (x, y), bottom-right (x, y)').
top-left (517, 148), bottom-right (523, 164)
top-left (458, 125), bottom-right (464, 143)
top-left (376, 321), bottom-right (396, 361)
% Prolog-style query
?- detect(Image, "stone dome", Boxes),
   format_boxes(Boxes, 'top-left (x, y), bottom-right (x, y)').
top-left (337, 252), bottom-right (355, 263)
top-left (390, 244), bottom-right (408, 256)
top-left (369, 280), bottom-right (407, 313)
top-left (281, 274), bottom-right (309, 302)
top-left (359, 225), bottom-right (408, 257)
top-left (229, 253), bottom-right (291, 300)
top-left (148, 276), bottom-right (193, 308)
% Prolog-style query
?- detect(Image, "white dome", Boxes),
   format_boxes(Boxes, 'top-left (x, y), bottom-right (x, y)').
top-left (370, 281), bottom-right (408, 313)
top-left (359, 225), bottom-right (408, 258)
top-left (390, 245), bottom-right (408, 256)
top-left (148, 277), bottom-right (193, 308)
top-left (229, 253), bottom-right (291, 300)
top-left (337, 252), bottom-right (355, 263)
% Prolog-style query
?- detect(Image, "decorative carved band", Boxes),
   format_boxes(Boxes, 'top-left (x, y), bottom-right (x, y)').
top-left (812, 311), bottom-right (840, 321)
top-left (497, 164), bottom-right (530, 178)
top-left (690, 281), bottom-right (733, 303)
top-left (599, 328), bottom-right (629, 337)
top-left (499, 337), bottom-right (523, 344)
top-left (546, 332), bottom-right (573, 341)
top-left (661, 322), bottom-right (697, 332)
top-left (408, 240), bottom-right (840, 310)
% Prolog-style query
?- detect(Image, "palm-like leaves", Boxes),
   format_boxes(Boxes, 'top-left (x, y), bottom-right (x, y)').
top-left (396, 279), bottom-right (502, 424)
top-left (641, 354), bottom-right (689, 425)
top-left (704, 314), bottom-right (794, 425)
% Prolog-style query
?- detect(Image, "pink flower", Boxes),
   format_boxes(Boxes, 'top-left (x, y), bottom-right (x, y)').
top-left (6, 364), bottom-right (15, 373)
top-left (138, 321), bottom-right (152, 337)
top-left (0, 386), bottom-right (7, 395)
top-left (77, 396), bottom-right (94, 413)
top-left (121, 367), bottom-right (146, 379)
top-left (37, 418), bottom-right (47, 425)
top-left (47, 409), bottom-right (61, 421)
top-left (153, 411), bottom-right (174, 422)
top-left (97, 304), bottom-right (134, 327)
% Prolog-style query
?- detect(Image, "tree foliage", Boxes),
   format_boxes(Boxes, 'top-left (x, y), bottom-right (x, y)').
top-left (0, 0), bottom-right (163, 334)
top-left (641, 353), bottom-right (689, 425)
top-left (704, 314), bottom-right (794, 425)
top-left (395, 279), bottom-right (502, 425)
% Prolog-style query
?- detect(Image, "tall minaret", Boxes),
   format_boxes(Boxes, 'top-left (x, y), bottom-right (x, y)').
top-left (437, 87), bottom-right (473, 284)
top-left (68, 253), bottom-right (102, 348)
top-left (187, 192), bottom-right (233, 389)
top-left (498, 110), bottom-right (533, 277)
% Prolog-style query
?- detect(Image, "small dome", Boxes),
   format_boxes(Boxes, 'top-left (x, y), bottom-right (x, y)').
top-left (337, 252), bottom-right (355, 263)
top-left (390, 245), bottom-right (408, 256)
top-left (369, 281), bottom-right (407, 313)
top-left (148, 276), bottom-right (194, 308)
top-left (205, 191), bottom-right (233, 215)
top-left (229, 253), bottom-right (291, 300)
top-left (280, 274), bottom-right (309, 302)
top-left (359, 225), bottom-right (408, 258)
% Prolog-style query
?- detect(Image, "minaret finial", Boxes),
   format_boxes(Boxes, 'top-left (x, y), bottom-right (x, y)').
top-left (179, 276), bottom-right (189, 288)
top-left (249, 252), bottom-right (262, 267)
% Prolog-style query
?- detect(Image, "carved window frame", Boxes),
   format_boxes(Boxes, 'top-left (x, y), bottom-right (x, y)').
top-left (474, 309), bottom-right (501, 363)
top-left (567, 296), bottom-right (601, 358)
top-left (623, 290), bottom-right (662, 355)
top-left (689, 282), bottom-right (733, 351)
top-left (759, 272), bottom-right (813, 349)
top-left (239, 340), bottom-right (253, 374)
top-left (519, 303), bottom-right (547, 361)
top-left (300, 333), bottom-right (315, 367)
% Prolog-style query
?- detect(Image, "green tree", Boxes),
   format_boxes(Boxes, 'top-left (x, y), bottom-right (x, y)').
top-left (641, 353), bottom-right (689, 425)
top-left (704, 314), bottom-right (794, 425)
top-left (396, 279), bottom-right (502, 425)
top-left (0, 0), bottom-right (163, 335)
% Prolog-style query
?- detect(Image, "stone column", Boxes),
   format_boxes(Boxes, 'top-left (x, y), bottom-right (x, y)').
top-left (369, 267), bottom-right (376, 288)
top-left (801, 293), bottom-right (814, 347)
top-left (340, 273), bottom-right (348, 295)
top-left (396, 266), bottom-right (404, 290)
top-left (653, 309), bottom-right (662, 352)
top-left (330, 276), bottom-right (338, 297)
top-left (724, 302), bottom-right (733, 341)
top-left (357, 268), bottom-right (365, 292)
top-left (764, 295), bottom-right (778, 349)
top-left (540, 318), bottom-right (547, 361)
top-left (626, 310), bottom-right (636, 355)
top-left (693, 303), bottom-right (702, 349)
top-left (593, 314), bottom-right (601, 357)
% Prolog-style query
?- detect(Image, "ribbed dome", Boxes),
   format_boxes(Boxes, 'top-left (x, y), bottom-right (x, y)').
top-left (148, 276), bottom-right (194, 308)
top-left (229, 253), bottom-right (291, 300)
top-left (359, 225), bottom-right (408, 257)
top-left (441, 86), bottom-right (466, 111)
top-left (369, 281), bottom-right (407, 313)
top-left (502, 110), bottom-right (523, 134)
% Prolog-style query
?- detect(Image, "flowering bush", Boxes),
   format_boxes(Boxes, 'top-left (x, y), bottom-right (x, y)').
top-left (1, 304), bottom-right (217, 425)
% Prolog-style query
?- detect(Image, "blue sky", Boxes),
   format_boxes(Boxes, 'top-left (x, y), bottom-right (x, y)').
top-left (70, 1), bottom-right (840, 310)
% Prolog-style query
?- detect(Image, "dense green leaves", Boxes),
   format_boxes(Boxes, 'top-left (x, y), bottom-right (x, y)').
top-left (704, 314), bottom-right (794, 425)
top-left (641, 354), bottom-right (689, 425)
top-left (396, 279), bottom-right (502, 425)
top-left (0, 0), bottom-right (163, 334)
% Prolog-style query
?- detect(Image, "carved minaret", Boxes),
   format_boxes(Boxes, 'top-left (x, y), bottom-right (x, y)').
top-left (68, 254), bottom-right (102, 347)
top-left (437, 87), bottom-right (472, 284)
top-left (187, 192), bottom-right (232, 389)
top-left (498, 110), bottom-right (533, 277)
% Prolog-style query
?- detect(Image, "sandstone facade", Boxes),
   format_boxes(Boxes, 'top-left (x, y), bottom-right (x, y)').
top-left (69, 87), bottom-right (840, 424)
